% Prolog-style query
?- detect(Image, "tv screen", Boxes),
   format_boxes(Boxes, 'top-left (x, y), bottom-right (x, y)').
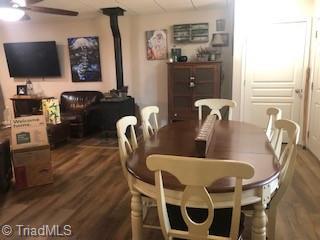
top-left (3, 41), bottom-right (61, 78)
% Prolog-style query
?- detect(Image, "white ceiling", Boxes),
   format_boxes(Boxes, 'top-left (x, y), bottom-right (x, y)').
top-left (24, 0), bottom-right (227, 21)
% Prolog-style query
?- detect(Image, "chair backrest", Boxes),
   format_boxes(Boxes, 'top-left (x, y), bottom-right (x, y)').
top-left (272, 119), bottom-right (300, 203)
top-left (141, 106), bottom-right (159, 140)
top-left (266, 107), bottom-right (282, 158)
top-left (116, 116), bottom-right (138, 180)
top-left (60, 91), bottom-right (104, 112)
top-left (194, 99), bottom-right (237, 120)
top-left (147, 154), bottom-right (254, 240)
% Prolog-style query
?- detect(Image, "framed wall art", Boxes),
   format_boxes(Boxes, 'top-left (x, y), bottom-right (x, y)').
top-left (216, 19), bottom-right (226, 31)
top-left (68, 36), bottom-right (102, 82)
top-left (16, 85), bottom-right (27, 95)
top-left (146, 30), bottom-right (168, 60)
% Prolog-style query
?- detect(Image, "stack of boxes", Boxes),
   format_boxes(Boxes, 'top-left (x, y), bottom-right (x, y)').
top-left (11, 115), bottom-right (53, 189)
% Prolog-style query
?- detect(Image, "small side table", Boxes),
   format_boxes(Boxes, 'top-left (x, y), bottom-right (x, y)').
top-left (47, 121), bottom-right (70, 149)
top-left (10, 95), bottom-right (53, 118)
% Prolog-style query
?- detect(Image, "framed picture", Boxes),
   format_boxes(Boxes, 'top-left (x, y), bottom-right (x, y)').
top-left (216, 19), bottom-right (226, 32)
top-left (211, 33), bottom-right (229, 47)
top-left (146, 30), bottom-right (168, 60)
top-left (16, 85), bottom-right (27, 95)
top-left (68, 36), bottom-right (102, 82)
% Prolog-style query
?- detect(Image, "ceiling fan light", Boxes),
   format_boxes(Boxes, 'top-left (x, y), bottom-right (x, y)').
top-left (12, 0), bottom-right (26, 7)
top-left (0, 8), bottom-right (25, 21)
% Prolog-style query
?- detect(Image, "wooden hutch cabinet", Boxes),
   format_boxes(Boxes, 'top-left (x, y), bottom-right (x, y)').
top-left (167, 62), bottom-right (221, 122)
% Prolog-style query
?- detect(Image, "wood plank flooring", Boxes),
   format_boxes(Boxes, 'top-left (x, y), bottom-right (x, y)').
top-left (0, 135), bottom-right (319, 240)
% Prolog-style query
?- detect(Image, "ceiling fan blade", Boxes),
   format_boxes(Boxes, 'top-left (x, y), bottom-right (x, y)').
top-left (25, 0), bottom-right (44, 4)
top-left (20, 6), bottom-right (79, 16)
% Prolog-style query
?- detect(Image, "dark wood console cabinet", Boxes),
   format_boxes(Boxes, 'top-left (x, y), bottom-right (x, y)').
top-left (10, 96), bottom-right (53, 118)
top-left (167, 62), bottom-right (221, 122)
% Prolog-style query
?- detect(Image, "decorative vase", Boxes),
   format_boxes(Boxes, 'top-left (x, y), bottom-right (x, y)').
top-left (197, 54), bottom-right (209, 62)
top-left (26, 79), bottom-right (34, 95)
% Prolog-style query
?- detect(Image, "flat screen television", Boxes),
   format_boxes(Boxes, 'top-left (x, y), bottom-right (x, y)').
top-left (3, 41), bottom-right (61, 78)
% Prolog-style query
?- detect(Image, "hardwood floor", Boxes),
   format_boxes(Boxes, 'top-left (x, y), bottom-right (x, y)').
top-left (274, 149), bottom-right (320, 240)
top-left (0, 134), bottom-right (319, 239)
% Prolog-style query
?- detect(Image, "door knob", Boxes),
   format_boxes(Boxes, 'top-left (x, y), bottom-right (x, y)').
top-left (189, 81), bottom-right (195, 88)
top-left (295, 89), bottom-right (303, 97)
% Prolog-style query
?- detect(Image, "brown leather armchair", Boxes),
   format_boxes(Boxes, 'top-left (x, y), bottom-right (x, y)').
top-left (60, 91), bottom-right (104, 138)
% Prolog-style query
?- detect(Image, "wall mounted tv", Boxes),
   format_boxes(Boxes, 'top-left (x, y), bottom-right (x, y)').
top-left (3, 41), bottom-right (61, 78)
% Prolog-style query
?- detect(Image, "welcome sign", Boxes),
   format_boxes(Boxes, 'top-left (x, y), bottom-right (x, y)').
top-left (11, 115), bottom-right (48, 149)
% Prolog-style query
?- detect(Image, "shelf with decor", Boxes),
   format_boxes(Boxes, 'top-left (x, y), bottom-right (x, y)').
top-left (173, 24), bottom-right (190, 42)
top-left (173, 23), bottom-right (209, 43)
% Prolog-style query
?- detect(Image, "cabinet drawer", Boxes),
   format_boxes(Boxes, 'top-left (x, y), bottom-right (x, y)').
top-left (167, 62), bottom-right (221, 122)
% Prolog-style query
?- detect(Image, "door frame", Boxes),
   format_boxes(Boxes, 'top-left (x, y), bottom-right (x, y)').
top-left (237, 17), bottom-right (312, 143)
top-left (307, 16), bottom-right (320, 152)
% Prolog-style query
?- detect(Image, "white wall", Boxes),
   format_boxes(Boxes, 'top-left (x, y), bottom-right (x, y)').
top-left (0, 7), bottom-right (231, 125)
top-left (130, 8), bottom-right (231, 125)
top-left (0, 16), bottom-right (134, 112)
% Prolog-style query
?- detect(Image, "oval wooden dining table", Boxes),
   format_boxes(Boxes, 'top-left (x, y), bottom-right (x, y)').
top-left (127, 120), bottom-right (280, 240)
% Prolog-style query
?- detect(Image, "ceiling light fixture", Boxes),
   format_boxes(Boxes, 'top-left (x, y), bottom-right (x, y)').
top-left (0, 7), bottom-right (25, 21)
top-left (0, 0), bottom-right (25, 22)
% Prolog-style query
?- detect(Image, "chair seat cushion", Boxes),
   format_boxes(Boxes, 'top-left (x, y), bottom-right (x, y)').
top-left (61, 112), bottom-right (83, 123)
top-left (167, 204), bottom-right (245, 238)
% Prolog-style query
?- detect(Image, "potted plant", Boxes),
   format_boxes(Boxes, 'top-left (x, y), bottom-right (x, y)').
top-left (196, 47), bottom-right (219, 62)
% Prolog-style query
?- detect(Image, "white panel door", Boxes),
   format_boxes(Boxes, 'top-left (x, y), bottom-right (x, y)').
top-left (243, 20), bottom-right (309, 131)
top-left (308, 18), bottom-right (320, 160)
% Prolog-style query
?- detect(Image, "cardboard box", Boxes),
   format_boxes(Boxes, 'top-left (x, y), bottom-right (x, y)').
top-left (11, 115), bottom-right (49, 149)
top-left (12, 145), bottom-right (53, 189)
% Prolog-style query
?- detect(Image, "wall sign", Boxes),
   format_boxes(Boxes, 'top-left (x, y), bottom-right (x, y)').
top-left (11, 115), bottom-right (48, 149)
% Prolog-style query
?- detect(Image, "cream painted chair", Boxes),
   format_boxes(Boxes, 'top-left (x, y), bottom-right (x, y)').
top-left (141, 106), bottom-right (159, 140)
top-left (267, 119), bottom-right (300, 240)
top-left (147, 154), bottom-right (254, 240)
top-left (116, 116), bottom-right (138, 180)
top-left (116, 116), bottom-right (160, 230)
top-left (194, 98), bottom-right (237, 120)
top-left (266, 107), bottom-right (282, 158)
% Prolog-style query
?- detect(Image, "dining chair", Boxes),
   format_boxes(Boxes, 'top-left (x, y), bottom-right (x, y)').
top-left (116, 116), bottom-right (160, 230)
top-left (266, 107), bottom-right (282, 158)
top-left (194, 98), bottom-right (237, 120)
top-left (267, 119), bottom-right (300, 240)
top-left (116, 116), bottom-right (138, 180)
top-left (141, 106), bottom-right (159, 140)
top-left (147, 154), bottom-right (255, 240)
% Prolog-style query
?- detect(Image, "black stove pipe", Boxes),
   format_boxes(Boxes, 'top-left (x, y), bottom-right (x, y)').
top-left (101, 7), bottom-right (125, 90)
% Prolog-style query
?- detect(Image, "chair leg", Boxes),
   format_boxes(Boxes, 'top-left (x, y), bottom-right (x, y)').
top-left (141, 197), bottom-right (161, 230)
top-left (267, 206), bottom-right (277, 240)
top-left (131, 190), bottom-right (143, 240)
top-left (142, 199), bottom-right (148, 220)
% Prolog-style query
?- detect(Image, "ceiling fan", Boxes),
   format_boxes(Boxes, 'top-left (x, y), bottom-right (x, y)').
top-left (0, 0), bottom-right (79, 22)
